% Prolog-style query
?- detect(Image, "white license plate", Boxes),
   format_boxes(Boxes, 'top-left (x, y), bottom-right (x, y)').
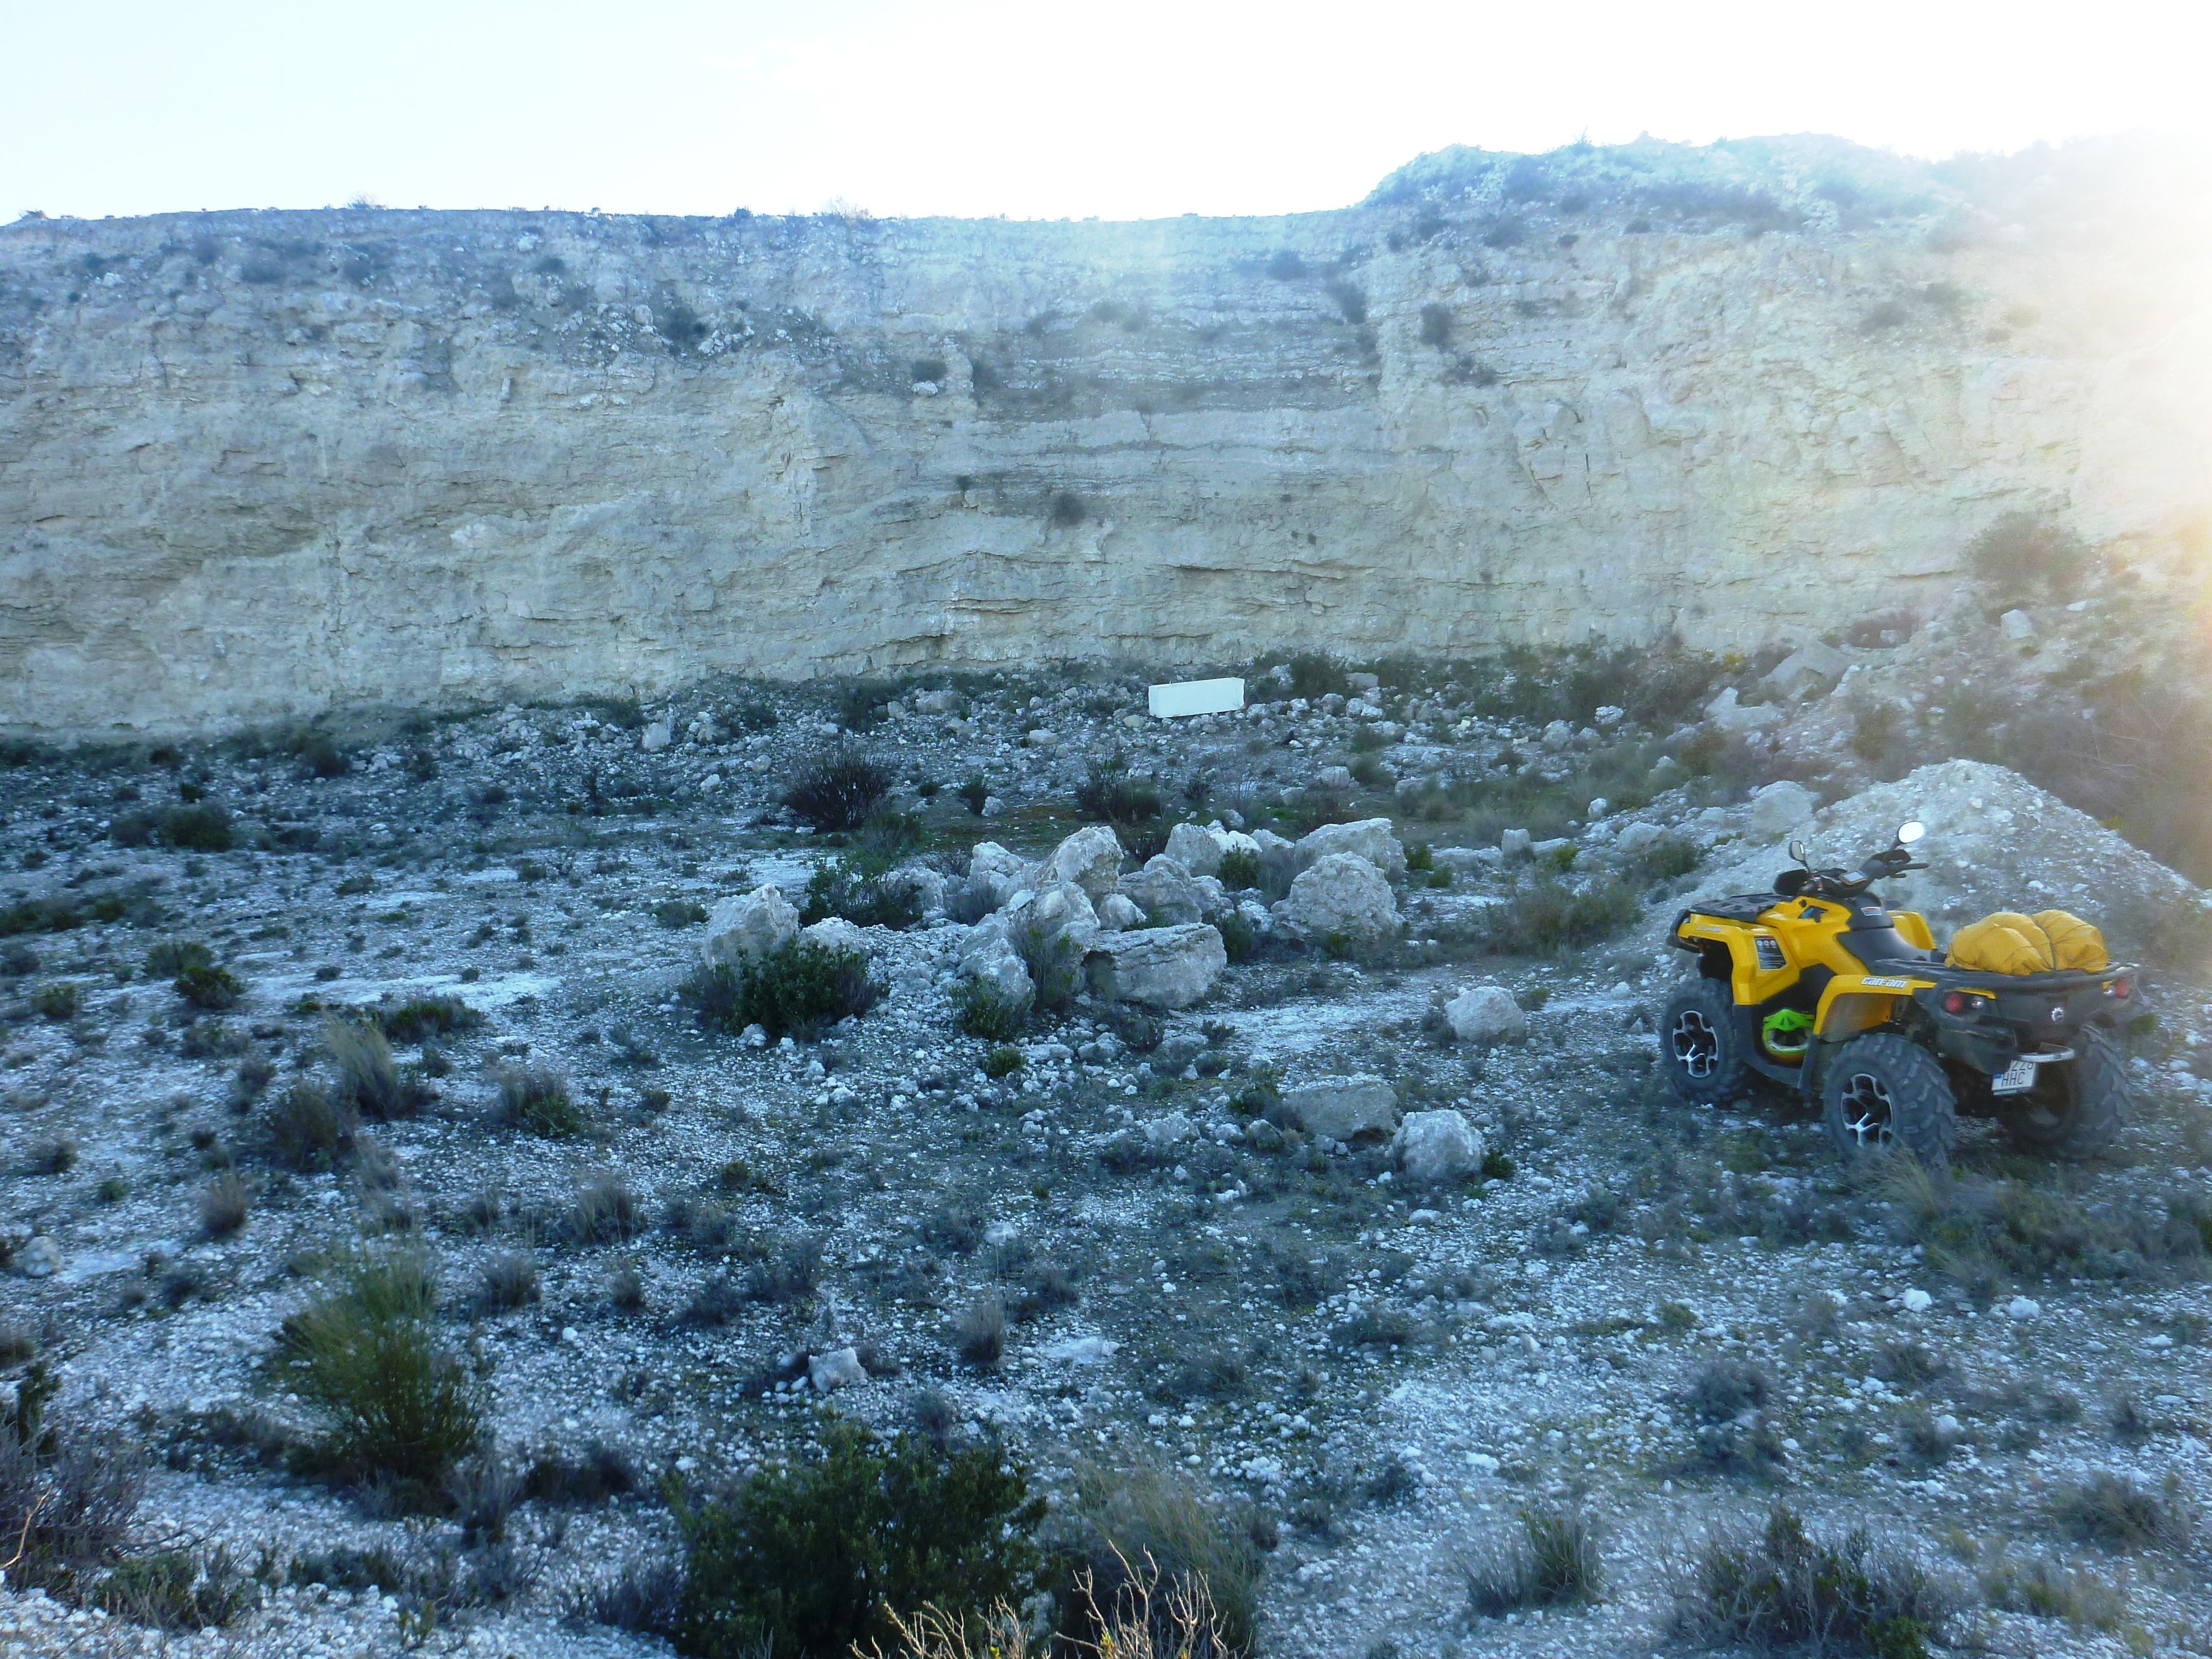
top-left (1991, 1058), bottom-right (2038, 1094)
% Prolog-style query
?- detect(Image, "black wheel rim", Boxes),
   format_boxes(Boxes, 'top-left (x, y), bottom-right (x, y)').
top-left (1671, 1008), bottom-right (1721, 1081)
top-left (1837, 1070), bottom-right (1896, 1149)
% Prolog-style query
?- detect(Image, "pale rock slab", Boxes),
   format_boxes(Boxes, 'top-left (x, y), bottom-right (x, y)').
top-left (1165, 821), bottom-right (1225, 877)
top-left (1095, 893), bottom-right (1145, 932)
top-left (1444, 984), bottom-right (1527, 1045)
top-left (1284, 853), bottom-right (1399, 944)
top-left (1282, 1075), bottom-right (1399, 1141)
top-left (1750, 780), bottom-right (1818, 838)
top-left (1395, 1109), bottom-right (1484, 1184)
top-left (1084, 923), bottom-right (1226, 1007)
top-left (967, 842), bottom-right (1035, 912)
top-left (703, 885), bottom-right (799, 966)
top-left (1119, 854), bottom-right (1201, 925)
top-left (1295, 817), bottom-right (1406, 876)
top-left (1040, 824), bottom-right (1125, 900)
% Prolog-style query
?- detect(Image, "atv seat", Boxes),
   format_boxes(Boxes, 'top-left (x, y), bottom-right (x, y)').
top-left (1842, 927), bottom-right (1935, 969)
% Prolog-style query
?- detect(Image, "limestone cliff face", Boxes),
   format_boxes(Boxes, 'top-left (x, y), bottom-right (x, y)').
top-left (3, 137), bottom-right (2207, 735)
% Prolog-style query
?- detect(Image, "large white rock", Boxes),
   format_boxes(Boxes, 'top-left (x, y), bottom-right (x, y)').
top-left (967, 842), bottom-right (1035, 911)
top-left (1294, 817), bottom-right (1406, 877)
top-left (1095, 893), bottom-right (1144, 932)
top-left (1444, 984), bottom-right (1527, 1045)
top-left (1040, 824), bottom-right (1125, 900)
top-left (1614, 820), bottom-right (1670, 858)
top-left (1764, 639), bottom-right (1853, 700)
top-left (1281, 1075), bottom-right (1398, 1141)
top-left (640, 720), bottom-right (672, 752)
top-left (1119, 854), bottom-right (1201, 925)
top-left (956, 916), bottom-right (1035, 1010)
top-left (808, 1345), bottom-right (868, 1394)
top-left (1009, 879), bottom-right (1100, 958)
top-left (1285, 853), bottom-right (1399, 945)
top-left (703, 884), bottom-right (799, 966)
top-left (800, 917), bottom-right (869, 955)
top-left (1749, 780), bottom-right (1818, 838)
top-left (1084, 923), bottom-right (1226, 1008)
top-left (1164, 821), bottom-right (1224, 878)
top-left (1395, 1109), bottom-right (1484, 1184)
top-left (1705, 686), bottom-right (1784, 733)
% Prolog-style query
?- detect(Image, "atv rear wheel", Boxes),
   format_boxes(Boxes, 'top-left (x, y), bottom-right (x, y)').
top-left (1660, 979), bottom-right (1748, 1105)
top-left (2003, 1022), bottom-right (2129, 1160)
top-left (1822, 1032), bottom-right (1957, 1168)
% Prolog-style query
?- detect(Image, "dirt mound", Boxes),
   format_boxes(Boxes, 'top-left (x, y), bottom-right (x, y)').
top-left (1681, 760), bottom-right (2212, 966)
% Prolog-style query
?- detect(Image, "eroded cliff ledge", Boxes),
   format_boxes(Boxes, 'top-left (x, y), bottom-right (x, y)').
top-left (4, 134), bottom-right (2207, 735)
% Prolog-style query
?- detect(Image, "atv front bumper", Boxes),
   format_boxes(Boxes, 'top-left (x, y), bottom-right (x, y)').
top-left (1910, 966), bottom-right (2140, 1076)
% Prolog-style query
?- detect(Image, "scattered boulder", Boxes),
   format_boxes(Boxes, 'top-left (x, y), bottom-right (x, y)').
top-left (1284, 853), bottom-right (1399, 945)
top-left (703, 884), bottom-right (800, 966)
top-left (1705, 686), bottom-right (1783, 733)
top-left (1749, 780), bottom-right (1818, 838)
top-left (640, 720), bottom-right (672, 753)
top-left (1084, 924), bottom-right (1226, 1008)
top-left (967, 842), bottom-right (1034, 912)
top-left (1143, 1112), bottom-right (1196, 1147)
top-left (2002, 608), bottom-right (2037, 641)
top-left (1281, 1075), bottom-right (1398, 1141)
top-left (1295, 817), bottom-right (1406, 877)
top-left (956, 917), bottom-right (1034, 1012)
top-left (1764, 639), bottom-right (1852, 701)
top-left (801, 917), bottom-right (869, 955)
top-left (1119, 855), bottom-right (1201, 925)
top-left (1190, 874), bottom-right (1230, 919)
top-left (1040, 824), bottom-right (1125, 900)
top-left (1009, 880), bottom-right (1100, 960)
top-left (1395, 1109), bottom-right (1483, 1185)
top-left (14, 1234), bottom-right (60, 1279)
top-left (1315, 765), bottom-right (1354, 791)
top-left (1444, 984), bottom-right (1527, 1045)
top-left (1095, 893), bottom-right (1145, 932)
top-left (1501, 827), bottom-right (1533, 859)
top-left (1614, 821), bottom-right (1669, 859)
top-left (1165, 821), bottom-right (1224, 877)
top-left (808, 1345), bottom-right (867, 1394)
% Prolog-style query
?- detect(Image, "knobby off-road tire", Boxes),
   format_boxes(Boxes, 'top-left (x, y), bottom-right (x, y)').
top-left (2004, 1021), bottom-right (2130, 1160)
top-left (1661, 978), bottom-right (1749, 1105)
top-left (1822, 1031), bottom-right (1958, 1168)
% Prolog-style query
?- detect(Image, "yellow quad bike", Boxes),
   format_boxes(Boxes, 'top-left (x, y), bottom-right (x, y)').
top-left (1660, 822), bottom-right (2141, 1164)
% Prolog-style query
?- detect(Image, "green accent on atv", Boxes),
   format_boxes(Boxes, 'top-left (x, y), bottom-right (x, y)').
top-left (1761, 1008), bottom-right (1814, 1059)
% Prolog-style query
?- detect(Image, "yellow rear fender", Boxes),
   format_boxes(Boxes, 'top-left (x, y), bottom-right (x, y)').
top-left (1815, 974), bottom-right (1936, 1042)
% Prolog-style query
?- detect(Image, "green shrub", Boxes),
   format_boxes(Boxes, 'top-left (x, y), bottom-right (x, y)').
top-left (146, 939), bottom-right (212, 977)
top-left (1060, 1461), bottom-right (1261, 1659)
top-left (1216, 849), bottom-right (1261, 891)
top-left (1076, 760), bottom-right (1164, 828)
top-left (1670, 1504), bottom-right (1962, 1657)
top-left (784, 747), bottom-right (891, 832)
top-left (980, 1045), bottom-right (1025, 1079)
top-left (1481, 878), bottom-right (1639, 954)
top-left (31, 981), bottom-right (80, 1020)
top-left (174, 962), bottom-right (243, 1010)
top-left (957, 774), bottom-right (990, 816)
top-left (952, 978), bottom-right (1028, 1040)
top-left (1630, 835), bottom-right (1701, 882)
top-left (655, 898), bottom-right (710, 927)
top-left (672, 1422), bottom-right (1045, 1658)
top-left (159, 804), bottom-right (234, 852)
top-left (378, 995), bottom-right (482, 1044)
top-left (497, 1063), bottom-right (583, 1137)
top-left (732, 941), bottom-right (881, 1040)
top-left (2051, 1472), bottom-right (2191, 1552)
top-left (92, 1545), bottom-right (251, 1630)
top-left (1217, 910), bottom-right (1258, 963)
top-left (1467, 1505), bottom-right (1605, 1615)
top-left (274, 1252), bottom-right (486, 1501)
top-left (325, 1015), bottom-right (426, 1120)
top-left (1971, 512), bottom-right (2088, 598)
top-left (266, 1079), bottom-right (356, 1171)
top-left (801, 858), bottom-right (924, 930)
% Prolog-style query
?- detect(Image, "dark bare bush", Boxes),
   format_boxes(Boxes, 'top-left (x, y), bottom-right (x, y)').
top-left (2051, 1471), bottom-right (2192, 1552)
top-left (524, 1440), bottom-right (639, 1505)
top-left (570, 1174), bottom-right (644, 1245)
top-left (199, 1172), bottom-right (250, 1238)
top-left (1671, 1504), bottom-right (1963, 1656)
top-left (744, 1234), bottom-right (823, 1304)
top-left (1467, 1505), bottom-right (1605, 1616)
top-left (0, 1374), bottom-right (148, 1603)
top-left (953, 1293), bottom-right (1006, 1368)
top-left (477, 1252), bottom-right (540, 1312)
top-left (783, 745), bottom-right (891, 832)
top-left (265, 1079), bottom-right (356, 1171)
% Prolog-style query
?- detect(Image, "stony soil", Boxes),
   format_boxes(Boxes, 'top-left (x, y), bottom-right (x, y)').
top-left (3, 654), bottom-right (2209, 1658)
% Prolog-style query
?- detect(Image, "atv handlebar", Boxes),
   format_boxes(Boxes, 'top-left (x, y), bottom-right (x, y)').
top-left (1777, 836), bottom-right (1926, 900)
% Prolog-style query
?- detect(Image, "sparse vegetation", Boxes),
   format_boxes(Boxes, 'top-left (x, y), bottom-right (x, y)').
top-left (1466, 1505), bottom-right (1605, 1615)
top-left (784, 746), bottom-right (892, 832)
top-left (497, 1062), bottom-right (584, 1137)
top-left (1671, 1504), bottom-right (1963, 1656)
top-left (687, 940), bottom-right (881, 1041)
top-left (1061, 1461), bottom-right (1261, 1659)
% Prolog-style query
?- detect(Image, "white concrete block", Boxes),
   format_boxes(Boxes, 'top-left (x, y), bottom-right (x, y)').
top-left (1148, 677), bottom-right (1245, 719)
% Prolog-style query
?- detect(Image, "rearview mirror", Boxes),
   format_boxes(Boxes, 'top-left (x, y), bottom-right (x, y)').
top-left (1896, 821), bottom-right (1924, 846)
top-left (1787, 838), bottom-right (1808, 864)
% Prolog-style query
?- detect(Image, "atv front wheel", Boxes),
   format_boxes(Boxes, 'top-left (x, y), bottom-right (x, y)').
top-left (1822, 1032), bottom-right (1957, 1168)
top-left (2002, 1022), bottom-right (2130, 1160)
top-left (1660, 979), bottom-right (1748, 1105)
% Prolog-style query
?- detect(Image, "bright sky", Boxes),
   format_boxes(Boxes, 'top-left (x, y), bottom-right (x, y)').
top-left (6, 1), bottom-right (2206, 226)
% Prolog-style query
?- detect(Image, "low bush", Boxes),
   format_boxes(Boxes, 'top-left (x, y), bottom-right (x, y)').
top-left (1882, 1160), bottom-right (2208, 1295)
top-left (572, 1557), bottom-right (685, 1636)
top-left (1058, 1461), bottom-right (1261, 1658)
top-left (274, 1251), bottom-right (487, 1501)
top-left (28, 1134), bottom-right (77, 1175)
top-left (92, 1545), bottom-right (252, 1630)
top-left (953, 1293), bottom-right (1007, 1368)
top-left (956, 774), bottom-right (990, 816)
top-left (1671, 1504), bottom-right (1963, 1656)
top-left (691, 941), bottom-right (881, 1041)
top-left (478, 1252), bottom-right (540, 1312)
top-left (325, 1015), bottom-right (429, 1120)
top-left (1466, 1505), bottom-right (1605, 1615)
top-left (952, 977), bottom-right (1029, 1040)
top-left (571, 1175), bottom-right (644, 1245)
top-left (0, 1376), bottom-right (147, 1603)
top-left (526, 1440), bottom-right (639, 1506)
top-left (199, 1173), bottom-right (251, 1238)
top-left (980, 1044), bottom-right (1025, 1079)
top-left (1077, 759), bottom-right (1165, 828)
top-left (159, 803), bottom-right (235, 852)
top-left (1980, 1553), bottom-right (2131, 1632)
top-left (378, 995), bottom-right (482, 1044)
top-left (743, 1234), bottom-right (824, 1304)
top-left (1630, 834), bottom-right (1702, 882)
top-left (266, 1079), bottom-right (355, 1171)
top-left (32, 980), bottom-right (82, 1020)
top-left (2051, 1472), bottom-right (2191, 1552)
top-left (174, 962), bottom-right (243, 1010)
top-left (1971, 511), bottom-right (2089, 599)
top-left (800, 857), bottom-right (924, 930)
top-left (1216, 849), bottom-right (1261, 891)
top-left (1217, 910), bottom-right (1258, 963)
top-left (784, 747), bottom-right (892, 832)
top-left (497, 1063), bottom-right (584, 1137)
top-left (1481, 878), bottom-right (1639, 954)
top-left (672, 1422), bottom-right (1045, 1658)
